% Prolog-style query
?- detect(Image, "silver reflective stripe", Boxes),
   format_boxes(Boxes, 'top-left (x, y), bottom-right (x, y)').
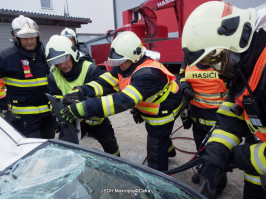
top-left (100, 73), bottom-right (118, 86)
top-left (244, 174), bottom-right (261, 185)
top-left (199, 118), bottom-right (216, 126)
top-left (4, 78), bottom-right (47, 86)
top-left (253, 143), bottom-right (266, 174)
top-left (219, 104), bottom-right (231, 112)
top-left (103, 96), bottom-right (112, 116)
top-left (144, 114), bottom-right (174, 124)
top-left (12, 105), bottom-right (50, 114)
top-left (210, 133), bottom-right (238, 147)
top-left (123, 87), bottom-right (141, 103)
top-left (89, 81), bottom-right (102, 96)
top-left (194, 97), bottom-right (224, 105)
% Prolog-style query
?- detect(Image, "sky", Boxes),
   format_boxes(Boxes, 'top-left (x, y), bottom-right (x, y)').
top-left (0, 0), bottom-right (115, 34)
top-left (67, 0), bottom-right (115, 34)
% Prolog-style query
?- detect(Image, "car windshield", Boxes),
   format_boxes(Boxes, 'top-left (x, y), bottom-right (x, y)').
top-left (0, 143), bottom-right (202, 199)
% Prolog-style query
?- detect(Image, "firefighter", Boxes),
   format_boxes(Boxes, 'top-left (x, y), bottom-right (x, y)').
top-left (182, 1), bottom-right (266, 198)
top-left (46, 35), bottom-right (120, 156)
top-left (60, 27), bottom-right (94, 63)
top-left (0, 15), bottom-right (57, 138)
top-left (59, 31), bottom-right (183, 172)
top-left (178, 58), bottom-right (229, 186)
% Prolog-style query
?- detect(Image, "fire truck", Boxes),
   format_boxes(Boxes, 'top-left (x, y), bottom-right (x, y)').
top-left (88, 0), bottom-right (220, 73)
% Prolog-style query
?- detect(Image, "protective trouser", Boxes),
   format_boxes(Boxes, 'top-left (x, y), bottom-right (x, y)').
top-left (82, 118), bottom-right (120, 156)
top-left (244, 176), bottom-right (266, 198)
top-left (146, 120), bottom-right (175, 171)
top-left (13, 112), bottom-right (57, 139)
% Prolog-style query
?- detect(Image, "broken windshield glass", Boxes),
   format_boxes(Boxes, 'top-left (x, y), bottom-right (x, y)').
top-left (0, 143), bottom-right (202, 199)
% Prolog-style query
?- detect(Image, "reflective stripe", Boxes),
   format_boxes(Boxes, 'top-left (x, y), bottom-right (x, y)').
top-left (12, 105), bottom-right (50, 114)
top-left (250, 143), bottom-right (266, 175)
top-left (142, 103), bottom-right (182, 125)
top-left (87, 81), bottom-right (103, 97)
top-left (168, 143), bottom-right (175, 152)
top-left (179, 77), bottom-right (185, 84)
top-left (198, 118), bottom-right (216, 126)
top-left (112, 149), bottom-right (120, 156)
top-left (208, 129), bottom-right (240, 150)
top-left (244, 173), bottom-right (261, 185)
top-left (100, 72), bottom-right (120, 91)
top-left (217, 102), bottom-right (245, 120)
top-left (122, 85), bottom-right (142, 105)
top-left (196, 91), bottom-right (228, 99)
top-left (101, 95), bottom-right (115, 117)
top-left (194, 96), bottom-right (225, 106)
top-left (4, 77), bottom-right (48, 87)
top-left (84, 117), bottom-right (104, 125)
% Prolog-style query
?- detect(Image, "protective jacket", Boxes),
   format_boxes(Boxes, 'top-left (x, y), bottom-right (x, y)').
top-left (0, 43), bottom-right (50, 115)
top-left (179, 63), bottom-right (228, 128)
top-left (0, 78), bottom-right (6, 99)
top-left (48, 60), bottom-right (104, 125)
top-left (79, 56), bottom-right (183, 126)
top-left (203, 28), bottom-right (266, 193)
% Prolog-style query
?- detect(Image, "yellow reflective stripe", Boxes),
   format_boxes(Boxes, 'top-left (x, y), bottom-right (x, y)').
top-left (208, 129), bottom-right (240, 150)
top-left (194, 96), bottom-right (225, 106)
top-left (250, 143), bottom-right (266, 175)
top-left (101, 95), bottom-right (115, 117)
top-left (87, 81), bottom-right (104, 97)
top-left (12, 105), bottom-right (50, 114)
top-left (4, 77), bottom-right (48, 87)
top-left (142, 103), bottom-right (182, 125)
top-left (198, 118), bottom-right (216, 126)
top-left (217, 102), bottom-right (245, 120)
top-left (112, 149), bottom-right (120, 156)
top-left (100, 72), bottom-right (119, 87)
top-left (244, 173), bottom-right (261, 185)
top-left (54, 95), bottom-right (63, 99)
top-left (196, 91), bottom-right (228, 99)
top-left (179, 77), bottom-right (186, 84)
top-left (168, 143), bottom-right (175, 152)
top-left (122, 85), bottom-right (143, 105)
top-left (84, 117), bottom-right (104, 125)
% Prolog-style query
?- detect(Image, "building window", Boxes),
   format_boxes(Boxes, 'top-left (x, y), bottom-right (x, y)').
top-left (41, 0), bottom-right (52, 9)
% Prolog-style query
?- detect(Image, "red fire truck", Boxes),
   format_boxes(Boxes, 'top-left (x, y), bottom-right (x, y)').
top-left (88, 0), bottom-right (220, 73)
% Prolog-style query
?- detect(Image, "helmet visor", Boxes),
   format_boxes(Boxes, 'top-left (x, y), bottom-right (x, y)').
top-left (107, 58), bottom-right (128, 66)
top-left (107, 47), bottom-right (127, 66)
top-left (47, 54), bottom-right (71, 66)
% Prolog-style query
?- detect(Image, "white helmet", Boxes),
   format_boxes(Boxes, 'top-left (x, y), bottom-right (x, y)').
top-left (11, 15), bottom-right (40, 39)
top-left (45, 35), bottom-right (79, 66)
top-left (60, 28), bottom-right (77, 44)
top-left (107, 31), bottom-right (146, 66)
top-left (182, 1), bottom-right (256, 68)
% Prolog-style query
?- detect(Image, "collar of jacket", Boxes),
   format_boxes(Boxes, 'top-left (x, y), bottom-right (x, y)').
top-left (15, 42), bottom-right (42, 59)
top-left (118, 56), bottom-right (149, 77)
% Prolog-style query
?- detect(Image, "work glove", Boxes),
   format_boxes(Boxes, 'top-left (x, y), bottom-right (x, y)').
top-left (60, 101), bottom-right (85, 123)
top-left (183, 87), bottom-right (195, 101)
top-left (180, 108), bottom-right (192, 129)
top-left (200, 163), bottom-right (226, 198)
top-left (62, 88), bottom-right (86, 105)
top-left (130, 107), bottom-right (144, 124)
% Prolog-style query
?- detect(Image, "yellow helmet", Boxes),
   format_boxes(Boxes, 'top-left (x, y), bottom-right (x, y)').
top-left (45, 35), bottom-right (79, 66)
top-left (182, 1), bottom-right (256, 68)
top-left (107, 31), bottom-right (146, 66)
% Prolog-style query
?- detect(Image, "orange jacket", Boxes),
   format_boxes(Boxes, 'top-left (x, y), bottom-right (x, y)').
top-left (119, 58), bottom-right (178, 115)
top-left (0, 78), bottom-right (6, 99)
top-left (185, 65), bottom-right (227, 109)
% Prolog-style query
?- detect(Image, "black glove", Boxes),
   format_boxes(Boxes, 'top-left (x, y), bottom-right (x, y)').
top-left (183, 87), bottom-right (195, 101)
top-left (130, 107), bottom-right (144, 124)
top-left (62, 88), bottom-right (86, 105)
top-left (200, 164), bottom-right (226, 198)
top-left (180, 108), bottom-right (192, 129)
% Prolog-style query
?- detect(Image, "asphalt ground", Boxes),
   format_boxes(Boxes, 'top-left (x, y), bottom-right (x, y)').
top-left (80, 110), bottom-right (244, 199)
